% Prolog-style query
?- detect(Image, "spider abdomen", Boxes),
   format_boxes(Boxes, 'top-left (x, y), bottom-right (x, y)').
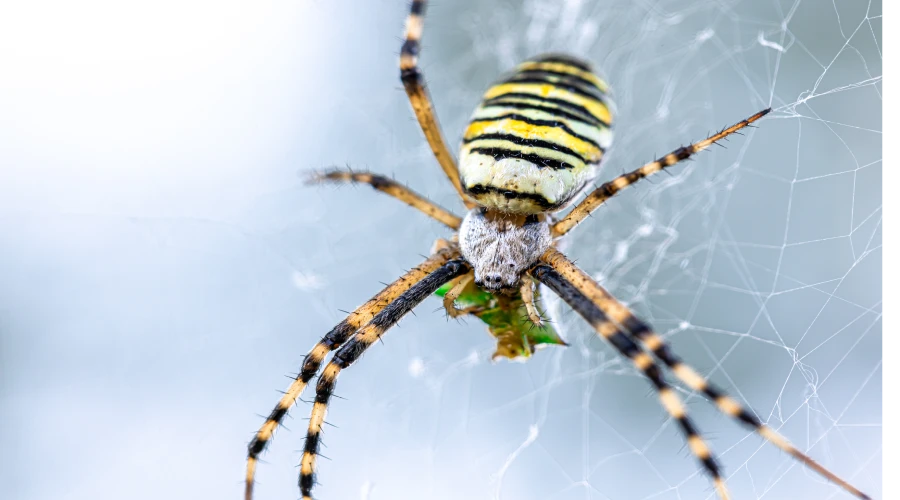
top-left (459, 54), bottom-right (615, 214)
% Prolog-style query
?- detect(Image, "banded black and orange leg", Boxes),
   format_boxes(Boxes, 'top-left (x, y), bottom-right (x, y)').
top-left (245, 248), bottom-right (458, 500)
top-left (552, 108), bottom-right (771, 237)
top-left (399, 0), bottom-right (475, 208)
top-left (299, 258), bottom-right (470, 499)
top-left (308, 170), bottom-right (462, 229)
top-left (539, 248), bottom-right (872, 500)
top-left (531, 264), bottom-right (730, 499)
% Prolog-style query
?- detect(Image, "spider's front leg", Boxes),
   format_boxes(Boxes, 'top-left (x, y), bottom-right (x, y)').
top-left (245, 248), bottom-right (459, 500)
top-left (537, 248), bottom-right (873, 500)
top-left (531, 263), bottom-right (731, 499)
top-left (299, 258), bottom-right (470, 499)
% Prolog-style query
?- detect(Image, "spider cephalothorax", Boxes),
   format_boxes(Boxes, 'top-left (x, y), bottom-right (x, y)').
top-left (459, 209), bottom-right (551, 290)
top-left (243, 2), bottom-right (871, 500)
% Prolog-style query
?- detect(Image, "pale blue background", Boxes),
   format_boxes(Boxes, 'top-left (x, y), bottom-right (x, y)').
top-left (0, 1), bottom-right (881, 499)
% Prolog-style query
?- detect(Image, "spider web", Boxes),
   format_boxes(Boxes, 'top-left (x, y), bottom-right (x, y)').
top-left (290, 1), bottom-right (881, 499)
top-left (0, 1), bottom-right (880, 500)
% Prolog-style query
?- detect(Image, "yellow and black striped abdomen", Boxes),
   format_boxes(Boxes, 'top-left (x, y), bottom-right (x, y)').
top-left (459, 55), bottom-right (614, 214)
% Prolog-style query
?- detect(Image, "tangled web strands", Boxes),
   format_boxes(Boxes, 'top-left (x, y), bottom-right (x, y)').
top-left (262, 1), bottom-right (881, 499)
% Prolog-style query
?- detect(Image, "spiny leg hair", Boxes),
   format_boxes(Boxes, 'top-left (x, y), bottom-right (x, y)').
top-left (299, 258), bottom-right (470, 499)
top-left (552, 107), bottom-right (772, 236)
top-left (399, 0), bottom-right (475, 208)
top-left (531, 264), bottom-right (730, 500)
top-left (245, 249), bottom-right (457, 500)
top-left (539, 248), bottom-right (871, 500)
top-left (308, 169), bottom-right (462, 229)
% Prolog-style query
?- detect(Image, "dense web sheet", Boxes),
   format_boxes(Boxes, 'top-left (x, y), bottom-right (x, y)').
top-left (0, 1), bottom-right (880, 500)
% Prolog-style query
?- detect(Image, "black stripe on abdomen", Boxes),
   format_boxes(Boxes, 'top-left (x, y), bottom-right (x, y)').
top-left (463, 132), bottom-right (589, 163)
top-left (467, 147), bottom-right (576, 170)
top-left (509, 68), bottom-right (604, 94)
top-left (530, 54), bottom-right (593, 72)
top-left (469, 113), bottom-right (604, 151)
top-left (464, 184), bottom-right (565, 210)
top-left (503, 75), bottom-right (608, 103)
top-left (483, 93), bottom-right (607, 127)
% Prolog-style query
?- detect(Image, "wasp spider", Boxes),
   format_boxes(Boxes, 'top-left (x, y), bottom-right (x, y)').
top-left (245, 2), bottom-right (871, 499)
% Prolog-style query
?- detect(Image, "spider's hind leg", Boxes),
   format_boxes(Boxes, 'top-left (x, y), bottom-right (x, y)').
top-left (552, 107), bottom-right (771, 236)
top-left (399, 0), bottom-right (475, 208)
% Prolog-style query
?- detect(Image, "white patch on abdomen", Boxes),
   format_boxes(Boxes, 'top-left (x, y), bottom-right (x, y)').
top-left (460, 152), bottom-right (596, 214)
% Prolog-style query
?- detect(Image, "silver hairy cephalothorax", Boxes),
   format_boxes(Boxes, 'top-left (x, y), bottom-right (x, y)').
top-left (458, 208), bottom-right (552, 290)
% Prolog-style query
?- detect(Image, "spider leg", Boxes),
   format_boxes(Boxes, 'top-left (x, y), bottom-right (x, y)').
top-left (308, 169), bottom-right (462, 229)
top-left (400, 0), bottom-right (475, 208)
top-left (245, 248), bottom-right (458, 500)
top-left (531, 264), bottom-right (730, 500)
top-left (539, 248), bottom-right (872, 500)
top-left (552, 107), bottom-right (771, 237)
top-left (299, 258), bottom-right (470, 499)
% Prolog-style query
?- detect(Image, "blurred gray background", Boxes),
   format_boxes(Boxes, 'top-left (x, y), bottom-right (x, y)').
top-left (0, 1), bottom-right (881, 499)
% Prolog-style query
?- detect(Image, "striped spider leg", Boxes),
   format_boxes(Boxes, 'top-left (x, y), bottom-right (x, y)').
top-left (531, 263), bottom-right (731, 498)
top-left (307, 170), bottom-right (462, 229)
top-left (244, 247), bottom-right (460, 500)
top-left (535, 249), bottom-right (872, 500)
top-left (552, 107), bottom-right (772, 237)
top-left (298, 257), bottom-right (471, 500)
top-left (400, 0), bottom-right (475, 208)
